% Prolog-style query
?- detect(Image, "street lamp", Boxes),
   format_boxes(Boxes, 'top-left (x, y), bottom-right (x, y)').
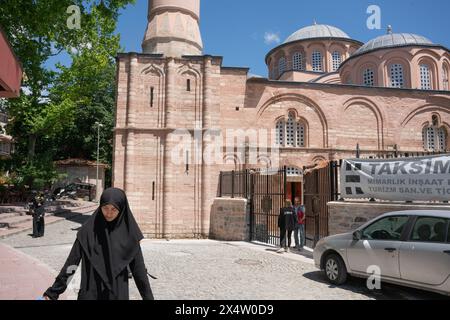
top-left (95, 122), bottom-right (104, 202)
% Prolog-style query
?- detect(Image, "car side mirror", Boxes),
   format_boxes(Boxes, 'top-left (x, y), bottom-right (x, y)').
top-left (353, 230), bottom-right (363, 241)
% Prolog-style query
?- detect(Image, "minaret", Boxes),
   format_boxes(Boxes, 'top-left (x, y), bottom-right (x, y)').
top-left (142, 0), bottom-right (203, 57)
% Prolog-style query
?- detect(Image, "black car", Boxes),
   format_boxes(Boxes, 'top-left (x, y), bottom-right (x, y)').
top-left (53, 183), bottom-right (96, 201)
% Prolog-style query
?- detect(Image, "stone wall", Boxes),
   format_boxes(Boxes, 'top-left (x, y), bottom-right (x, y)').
top-left (328, 201), bottom-right (450, 235)
top-left (209, 198), bottom-right (249, 241)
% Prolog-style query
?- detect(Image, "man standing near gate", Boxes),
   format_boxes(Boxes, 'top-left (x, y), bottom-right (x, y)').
top-left (277, 200), bottom-right (296, 253)
top-left (293, 197), bottom-right (306, 251)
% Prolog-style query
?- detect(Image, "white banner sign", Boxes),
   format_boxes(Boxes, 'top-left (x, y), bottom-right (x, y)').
top-left (341, 155), bottom-right (450, 201)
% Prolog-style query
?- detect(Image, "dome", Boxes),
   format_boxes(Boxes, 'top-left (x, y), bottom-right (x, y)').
top-left (353, 33), bottom-right (434, 56)
top-left (284, 24), bottom-right (351, 44)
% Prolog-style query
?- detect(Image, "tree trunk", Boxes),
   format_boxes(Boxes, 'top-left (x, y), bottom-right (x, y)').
top-left (28, 134), bottom-right (36, 159)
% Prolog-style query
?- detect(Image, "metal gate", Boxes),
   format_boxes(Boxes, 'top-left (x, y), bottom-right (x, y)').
top-left (219, 163), bottom-right (338, 248)
top-left (249, 167), bottom-right (287, 246)
top-left (303, 161), bottom-right (339, 248)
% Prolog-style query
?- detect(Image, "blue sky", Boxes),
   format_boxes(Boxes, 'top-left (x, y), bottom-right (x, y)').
top-left (53, 0), bottom-right (450, 77)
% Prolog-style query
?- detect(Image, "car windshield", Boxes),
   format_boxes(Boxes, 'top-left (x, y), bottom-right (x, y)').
top-left (362, 216), bottom-right (409, 241)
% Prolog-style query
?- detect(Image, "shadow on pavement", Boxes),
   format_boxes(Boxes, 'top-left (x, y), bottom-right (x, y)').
top-left (303, 271), bottom-right (450, 300)
top-left (54, 211), bottom-right (92, 226)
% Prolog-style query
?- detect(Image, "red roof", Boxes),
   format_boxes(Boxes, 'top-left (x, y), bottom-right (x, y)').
top-left (0, 26), bottom-right (22, 98)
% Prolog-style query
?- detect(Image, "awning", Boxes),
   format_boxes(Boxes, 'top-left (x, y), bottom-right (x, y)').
top-left (0, 26), bottom-right (22, 98)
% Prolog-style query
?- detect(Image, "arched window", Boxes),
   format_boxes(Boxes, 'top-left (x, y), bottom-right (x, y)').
top-left (275, 113), bottom-right (306, 148)
top-left (278, 57), bottom-right (286, 76)
top-left (286, 113), bottom-right (296, 147)
top-left (390, 64), bottom-right (404, 88)
top-left (443, 65), bottom-right (449, 91)
top-left (293, 52), bottom-right (304, 71)
top-left (438, 128), bottom-right (447, 151)
top-left (312, 51), bottom-right (323, 72)
top-left (423, 116), bottom-right (447, 152)
top-left (332, 51), bottom-right (342, 72)
top-left (363, 68), bottom-right (375, 87)
top-left (276, 120), bottom-right (285, 146)
top-left (296, 122), bottom-right (305, 147)
top-left (420, 64), bottom-right (432, 90)
top-left (286, 167), bottom-right (302, 176)
top-left (423, 127), bottom-right (436, 150)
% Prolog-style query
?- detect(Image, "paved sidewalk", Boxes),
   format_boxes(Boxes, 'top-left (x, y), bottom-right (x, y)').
top-left (0, 201), bottom-right (98, 239)
top-left (0, 243), bottom-right (70, 300)
top-left (1, 215), bottom-right (448, 300)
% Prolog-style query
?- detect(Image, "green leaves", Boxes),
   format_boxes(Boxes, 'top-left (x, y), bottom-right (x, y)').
top-left (28, 99), bottom-right (76, 137)
top-left (0, 0), bottom-right (135, 188)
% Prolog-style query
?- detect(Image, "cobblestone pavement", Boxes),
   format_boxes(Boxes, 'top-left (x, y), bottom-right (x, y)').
top-left (1, 215), bottom-right (448, 300)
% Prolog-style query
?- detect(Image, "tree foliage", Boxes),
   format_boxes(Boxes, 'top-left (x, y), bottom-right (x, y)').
top-left (0, 0), bottom-right (135, 188)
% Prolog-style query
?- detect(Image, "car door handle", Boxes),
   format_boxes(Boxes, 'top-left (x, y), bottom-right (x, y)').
top-left (444, 250), bottom-right (450, 255)
top-left (384, 248), bottom-right (397, 252)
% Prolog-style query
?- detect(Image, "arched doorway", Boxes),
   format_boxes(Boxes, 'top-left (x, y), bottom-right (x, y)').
top-left (286, 166), bottom-right (303, 205)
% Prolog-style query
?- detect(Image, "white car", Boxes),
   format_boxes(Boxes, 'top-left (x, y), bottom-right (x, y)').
top-left (313, 210), bottom-right (450, 296)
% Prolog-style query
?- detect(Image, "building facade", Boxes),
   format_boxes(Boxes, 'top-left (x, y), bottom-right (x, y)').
top-left (0, 26), bottom-right (22, 159)
top-left (113, 0), bottom-right (450, 238)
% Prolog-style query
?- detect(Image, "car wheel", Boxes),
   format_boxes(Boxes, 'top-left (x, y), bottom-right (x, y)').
top-left (324, 253), bottom-right (348, 285)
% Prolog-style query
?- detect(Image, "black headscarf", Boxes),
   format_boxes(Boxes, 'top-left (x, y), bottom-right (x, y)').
top-left (77, 188), bottom-right (144, 293)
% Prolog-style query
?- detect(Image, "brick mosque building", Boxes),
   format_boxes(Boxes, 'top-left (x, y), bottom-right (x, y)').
top-left (113, 0), bottom-right (450, 238)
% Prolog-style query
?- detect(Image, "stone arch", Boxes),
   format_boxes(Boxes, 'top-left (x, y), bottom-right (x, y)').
top-left (141, 63), bottom-right (165, 77)
top-left (400, 106), bottom-right (450, 151)
top-left (256, 154), bottom-right (274, 168)
top-left (401, 105), bottom-right (450, 128)
top-left (307, 43), bottom-right (327, 72)
top-left (134, 63), bottom-right (166, 128)
top-left (287, 44), bottom-right (306, 57)
top-left (329, 41), bottom-right (347, 51)
top-left (257, 93), bottom-right (328, 147)
top-left (223, 154), bottom-right (242, 170)
top-left (342, 97), bottom-right (384, 150)
top-left (273, 110), bottom-right (310, 148)
top-left (288, 47), bottom-right (307, 71)
top-left (174, 63), bottom-right (203, 125)
top-left (139, 63), bottom-right (165, 95)
top-left (356, 61), bottom-right (379, 86)
top-left (441, 59), bottom-right (450, 90)
top-left (177, 63), bottom-right (202, 86)
top-left (416, 55), bottom-right (439, 90)
top-left (306, 41), bottom-right (327, 50)
top-left (383, 55), bottom-right (412, 88)
top-left (413, 49), bottom-right (442, 61)
top-left (312, 156), bottom-right (327, 164)
top-left (381, 50), bottom-right (414, 61)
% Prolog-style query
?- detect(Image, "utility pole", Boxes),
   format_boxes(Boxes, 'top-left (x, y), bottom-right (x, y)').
top-left (95, 122), bottom-right (104, 202)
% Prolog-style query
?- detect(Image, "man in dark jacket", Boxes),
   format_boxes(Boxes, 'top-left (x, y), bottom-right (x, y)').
top-left (277, 200), bottom-right (296, 253)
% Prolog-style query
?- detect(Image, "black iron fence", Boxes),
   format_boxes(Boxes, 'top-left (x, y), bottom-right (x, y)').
top-left (249, 168), bottom-right (287, 246)
top-left (218, 170), bottom-right (251, 199)
top-left (217, 151), bottom-right (449, 246)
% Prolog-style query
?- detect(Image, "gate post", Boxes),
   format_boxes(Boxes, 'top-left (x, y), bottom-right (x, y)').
top-left (231, 170), bottom-right (235, 199)
top-left (219, 172), bottom-right (222, 197)
top-left (249, 171), bottom-right (254, 241)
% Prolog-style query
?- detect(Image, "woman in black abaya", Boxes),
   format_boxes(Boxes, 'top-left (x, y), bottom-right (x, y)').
top-left (43, 188), bottom-right (154, 300)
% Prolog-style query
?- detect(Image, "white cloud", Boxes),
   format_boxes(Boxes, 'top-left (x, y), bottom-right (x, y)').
top-left (264, 32), bottom-right (281, 45)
